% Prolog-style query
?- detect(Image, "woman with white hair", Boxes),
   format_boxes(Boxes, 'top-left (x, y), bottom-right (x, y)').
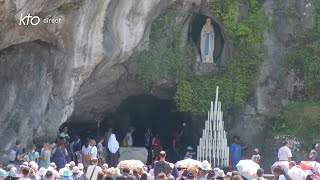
top-left (106, 134), bottom-right (119, 168)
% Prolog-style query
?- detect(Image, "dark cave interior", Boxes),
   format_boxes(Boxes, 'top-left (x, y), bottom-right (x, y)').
top-left (64, 95), bottom-right (194, 152)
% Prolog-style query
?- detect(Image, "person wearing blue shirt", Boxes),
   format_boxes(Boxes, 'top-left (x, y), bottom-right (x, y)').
top-left (230, 135), bottom-right (247, 171)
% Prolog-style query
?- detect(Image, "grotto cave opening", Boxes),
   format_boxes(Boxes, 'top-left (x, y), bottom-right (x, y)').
top-left (64, 95), bottom-right (197, 151)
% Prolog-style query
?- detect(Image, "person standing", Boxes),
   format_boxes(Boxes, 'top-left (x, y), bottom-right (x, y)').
top-left (145, 128), bottom-right (153, 147)
top-left (97, 138), bottom-right (105, 165)
top-left (89, 139), bottom-right (98, 164)
top-left (81, 138), bottom-right (92, 168)
top-left (86, 158), bottom-right (102, 180)
top-left (107, 134), bottom-right (119, 167)
top-left (170, 129), bottom-right (184, 162)
top-left (145, 128), bottom-right (153, 165)
top-left (154, 151), bottom-right (171, 178)
top-left (104, 128), bottom-right (113, 147)
top-left (72, 135), bottom-right (82, 165)
top-left (9, 140), bottom-right (22, 168)
top-left (278, 141), bottom-right (293, 161)
top-left (59, 127), bottom-right (70, 141)
top-left (152, 134), bottom-right (162, 162)
top-left (230, 135), bottom-right (247, 171)
top-left (288, 161), bottom-right (306, 179)
top-left (39, 142), bottom-right (51, 168)
top-left (52, 137), bottom-right (67, 171)
top-left (124, 127), bottom-right (134, 147)
top-left (59, 126), bottom-right (70, 162)
top-left (21, 148), bottom-right (29, 162)
top-left (251, 148), bottom-right (261, 164)
top-left (28, 144), bottom-right (39, 164)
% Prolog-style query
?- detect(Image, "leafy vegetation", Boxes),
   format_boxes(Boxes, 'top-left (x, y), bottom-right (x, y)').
top-left (174, 0), bottom-right (269, 112)
top-left (136, 12), bottom-right (194, 89)
top-left (269, 101), bottom-right (320, 150)
top-left (266, 0), bottom-right (320, 147)
top-left (284, 0), bottom-right (320, 99)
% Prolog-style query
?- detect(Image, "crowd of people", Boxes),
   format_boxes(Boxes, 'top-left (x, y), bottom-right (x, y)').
top-left (3, 126), bottom-right (320, 180)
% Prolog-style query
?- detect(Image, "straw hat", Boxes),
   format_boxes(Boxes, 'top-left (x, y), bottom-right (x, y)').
top-left (38, 167), bottom-right (46, 176)
top-left (65, 164), bottom-right (70, 168)
top-left (50, 162), bottom-right (57, 169)
top-left (72, 166), bottom-right (80, 173)
top-left (29, 161), bottom-right (38, 170)
top-left (47, 166), bottom-right (55, 172)
top-left (69, 161), bottom-right (75, 167)
top-left (187, 146), bottom-right (193, 151)
top-left (217, 169), bottom-right (225, 177)
top-left (78, 163), bottom-right (84, 170)
top-left (200, 160), bottom-right (212, 171)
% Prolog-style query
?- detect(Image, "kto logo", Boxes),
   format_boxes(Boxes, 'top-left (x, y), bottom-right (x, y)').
top-left (19, 14), bottom-right (40, 25)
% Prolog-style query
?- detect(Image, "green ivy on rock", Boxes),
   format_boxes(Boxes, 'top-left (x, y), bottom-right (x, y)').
top-left (267, 0), bottom-right (320, 148)
top-left (174, 0), bottom-right (268, 112)
top-left (136, 12), bottom-right (193, 89)
top-left (284, 0), bottom-right (320, 99)
top-left (269, 101), bottom-right (320, 150)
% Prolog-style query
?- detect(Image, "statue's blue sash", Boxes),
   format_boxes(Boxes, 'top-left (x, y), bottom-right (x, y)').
top-left (205, 32), bottom-right (210, 56)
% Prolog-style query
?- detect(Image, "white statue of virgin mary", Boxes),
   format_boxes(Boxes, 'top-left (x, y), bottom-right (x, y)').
top-left (200, 18), bottom-right (215, 63)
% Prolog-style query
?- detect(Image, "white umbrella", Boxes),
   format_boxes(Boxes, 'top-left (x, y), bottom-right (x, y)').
top-left (175, 158), bottom-right (202, 169)
top-left (117, 160), bottom-right (145, 170)
top-left (236, 160), bottom-right (260, 179)
top-left (271, 161), bottom-right (289, 173)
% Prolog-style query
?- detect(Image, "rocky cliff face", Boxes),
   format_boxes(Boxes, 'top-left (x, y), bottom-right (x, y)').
top-left (0, 0), bottom-right (316, 166)
top-left (228, 0), bottom-right (315, 170)
top-left (0, 0), bottom-right (200, 157)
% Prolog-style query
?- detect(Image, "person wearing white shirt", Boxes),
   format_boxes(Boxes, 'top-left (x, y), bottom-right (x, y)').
top-left (288, 161), bottom-right (306, 180)
top-left (59, 127), bottom-right (70, 142)
top-left (125, 127), bottom-right (134, 147)
top-left (278, 141), bottom-right (292, 161)
top-left (81, 139), bottom-right (92, 168)
top-left (90, 139), bottom-right (98, 161)
top-left (86, 158), bottom-right (102, 180)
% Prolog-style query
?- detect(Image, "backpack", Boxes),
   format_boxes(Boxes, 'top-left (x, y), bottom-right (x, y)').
top-left (29, 151), bottom-right (36, 161)
top-left (9, 147), bottom-right (17, 161)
